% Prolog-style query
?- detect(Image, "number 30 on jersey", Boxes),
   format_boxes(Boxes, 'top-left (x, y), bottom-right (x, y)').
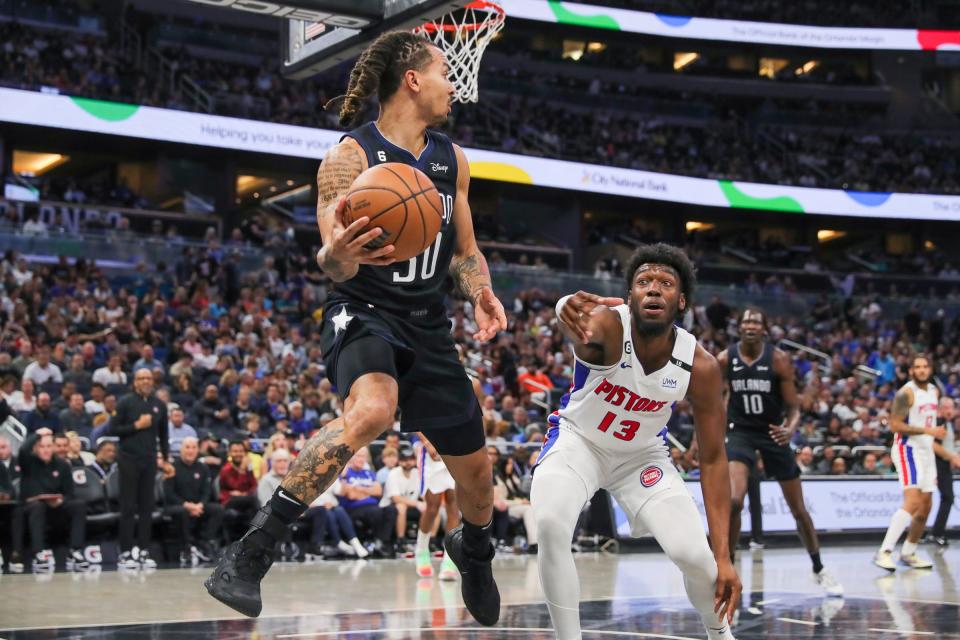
top-left (392, 194), bottom-right (453, 283)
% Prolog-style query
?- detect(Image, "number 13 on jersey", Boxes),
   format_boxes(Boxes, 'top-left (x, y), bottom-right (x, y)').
top-left (392, 194), bottom-right (453, 284)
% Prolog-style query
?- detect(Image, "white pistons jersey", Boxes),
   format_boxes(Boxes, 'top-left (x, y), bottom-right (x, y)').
top-left (895, 380), bottom-right (939, 451)
top-left (546, 305), bottom-right (696, 454)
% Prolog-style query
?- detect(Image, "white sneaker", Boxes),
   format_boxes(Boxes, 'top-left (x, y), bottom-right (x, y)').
top-left (899, 553), bottom-right (933, 569)
top-left (66, 549), bottom-right (90, 571)
top-left (814, 568), bottom-right (843, 597)
top-left (873, 550), bottom-right (896, 572)
top-left (8, 553), bottom-right (24, 574)
top-left (138, 549), bottom-right (157, 570)
top-left (337, 540), bottom-right (356, 556)
top-left (33, 550), bottom-right (54, 572)
top-left (748, 540), bottom-right (765, 551)
top-left (118, 551), bottom-right (139, 571)
top-left (350, 537), bottom-right (369, 559)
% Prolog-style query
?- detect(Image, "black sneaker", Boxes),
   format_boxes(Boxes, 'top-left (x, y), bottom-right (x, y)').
top-left (205, 534), bottom-right (276, 617)
top-left (444, 525), bottom-right (500, 626)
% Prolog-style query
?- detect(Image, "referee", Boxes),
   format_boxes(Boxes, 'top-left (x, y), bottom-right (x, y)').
top-left (112, 368), bottom-right (171, 569)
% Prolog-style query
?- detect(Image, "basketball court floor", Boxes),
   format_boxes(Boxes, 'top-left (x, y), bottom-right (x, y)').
top-left (1, 543), bottom-right (957, 639)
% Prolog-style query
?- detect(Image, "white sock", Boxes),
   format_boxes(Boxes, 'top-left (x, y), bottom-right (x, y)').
top-left (901, 540), bottom-right (918, 557)
top-left (416, 530), bottom-right (432, 555)
top-left (880, 509), bottom-right (912, 553)
top-left (530, 462), bottom-right (590, 640)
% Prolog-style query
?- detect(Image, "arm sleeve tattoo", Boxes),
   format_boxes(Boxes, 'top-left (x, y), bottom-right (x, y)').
top-left (450, 251), bottom-right (492, 302)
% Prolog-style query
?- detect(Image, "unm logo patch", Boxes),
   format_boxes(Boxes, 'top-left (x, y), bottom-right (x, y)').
top-left (640, 466), bottom-right (663, 488)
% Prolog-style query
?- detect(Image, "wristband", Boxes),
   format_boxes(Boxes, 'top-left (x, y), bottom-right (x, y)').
top-left (555, 295), bottom-right (573, 321)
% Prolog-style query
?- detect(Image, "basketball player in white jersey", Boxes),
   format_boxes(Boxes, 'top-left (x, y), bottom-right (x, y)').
top-left (415, 432), bottom-right (459, 580)
top-left (874, 354), bottom-right (946, 570)
top-left (531, 244), bottom-right (741, 640)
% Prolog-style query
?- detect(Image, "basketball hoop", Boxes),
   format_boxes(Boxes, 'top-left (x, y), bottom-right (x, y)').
top-left (414, 0), bottom-right (505, 103)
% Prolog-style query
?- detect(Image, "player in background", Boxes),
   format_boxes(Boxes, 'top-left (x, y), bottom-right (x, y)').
top-left (531, 244), bottom-right (741, 640)
top-left (719, 309), bottom-right (842, 596)
top-left (874, 354), bottom-right (946, 570)
top-left (206, 31), bottom-right (507, 625)
top-left (414, 432), bottom-right (459, 580)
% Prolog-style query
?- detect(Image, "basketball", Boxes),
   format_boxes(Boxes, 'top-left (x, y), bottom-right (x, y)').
top-left (343, 162), bottom-right (444, 262)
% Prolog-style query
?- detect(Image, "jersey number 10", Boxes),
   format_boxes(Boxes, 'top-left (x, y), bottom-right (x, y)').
top-left (392, 194), bottom-right (454, 284)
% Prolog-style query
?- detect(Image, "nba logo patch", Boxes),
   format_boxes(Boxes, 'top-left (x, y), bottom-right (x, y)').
top-left (640, 466), bottom-right (663, 488)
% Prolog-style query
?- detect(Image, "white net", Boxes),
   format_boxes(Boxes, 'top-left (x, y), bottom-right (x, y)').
top-left (414, 0), bottom-right (505, 103)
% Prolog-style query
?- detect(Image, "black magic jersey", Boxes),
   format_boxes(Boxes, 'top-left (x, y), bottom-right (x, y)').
top-left (726, 342), bottom-right (784, 430)
top-left (332, 122), bottom-right (458, 315)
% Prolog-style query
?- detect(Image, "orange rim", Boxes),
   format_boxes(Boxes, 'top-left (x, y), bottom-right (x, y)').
top-left (419, 0), bottom-right (505, 33)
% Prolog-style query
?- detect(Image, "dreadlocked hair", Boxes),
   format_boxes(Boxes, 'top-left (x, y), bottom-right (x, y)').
top-left (624, 243), bottom-right (697, 305)
top-left (331, 31), bottom-right (434, 128)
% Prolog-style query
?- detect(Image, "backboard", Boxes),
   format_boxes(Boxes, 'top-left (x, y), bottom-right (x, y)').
top-left (281, 0), bottom-right (470, 79)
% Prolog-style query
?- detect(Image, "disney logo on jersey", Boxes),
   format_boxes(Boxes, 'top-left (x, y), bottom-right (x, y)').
top-left (594, 378), bottom-right (669, 413)
top-left (661, 377), bottom-right (678, 389)
top-left (429, 162), bottom-right (449, 174)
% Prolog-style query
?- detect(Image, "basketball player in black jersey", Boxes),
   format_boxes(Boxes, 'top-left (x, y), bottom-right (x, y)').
top-left (206, 31), bottom-right (507, 624)
top-left (718, 309), bottom-right (843, 597)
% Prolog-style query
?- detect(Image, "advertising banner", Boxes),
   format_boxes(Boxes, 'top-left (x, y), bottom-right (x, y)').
top-left (502, 0), bottom-right (960, 51)
top-left (5, 88), bottom-right (960, 219)
top-left (613, 478), bottom-right (960, 537)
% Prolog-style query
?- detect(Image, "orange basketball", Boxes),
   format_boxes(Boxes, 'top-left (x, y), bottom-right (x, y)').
top-left (343, 162), bottom-right (444, 263)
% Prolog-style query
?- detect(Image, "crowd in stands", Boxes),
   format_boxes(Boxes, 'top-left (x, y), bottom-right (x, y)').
top-left (4, 17), bottom-right (960, 195)
top-left (1, 216), bottom-right (958, 570)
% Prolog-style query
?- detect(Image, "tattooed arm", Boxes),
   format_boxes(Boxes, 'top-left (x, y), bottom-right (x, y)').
top-left (315, 140), bottom-right (396, 282)
top-left (449, 144), bottom-right (507, 342)
top-left (889, 386), bottom-right (931, 435)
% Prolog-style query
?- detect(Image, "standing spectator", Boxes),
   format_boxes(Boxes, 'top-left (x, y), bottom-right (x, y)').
top-left (59, 394), bottom-right (93, 439)
top-left (17, 429), bottom-right (87, 571)
top-left (87, 440), bottom-right (116, 480)
top-left (165, 437), bottom-right (223, 564)
top-left (219, 439), bottom-right (259, 537)
top-left (22, 346), bottom-right (63, 387)
top-left (931, 397), bottom-right (960, 546)
top-left (168, 406), bottom-right (198, 456)
top-left (92, 354), bottom-right (127, 387)
top-left (112, 368), bottom-right (170, 570)
top-left (337, 447), bottom-right (397, 558)
top-left (25, 393), bottom-right (60, 433)
top-left (381, 447), bottom-right (424, 548)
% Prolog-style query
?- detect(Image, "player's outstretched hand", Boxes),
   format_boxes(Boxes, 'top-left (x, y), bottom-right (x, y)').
top-left (559, 291), bottom-right (625, 343)
top-left (768, 423), bottom-right (793, 446)
top-left (473, 286), bottom-right (508, 342)
top-left (323, 197), bottom-right (397, 267)
top-left (714, 559), bottom-right (741, 625)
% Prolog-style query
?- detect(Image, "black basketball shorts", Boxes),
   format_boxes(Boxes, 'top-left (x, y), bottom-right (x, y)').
top-left (318, 297), bottom-right (484, 457)
top-left (725, 426), bottom-right (801, 481)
